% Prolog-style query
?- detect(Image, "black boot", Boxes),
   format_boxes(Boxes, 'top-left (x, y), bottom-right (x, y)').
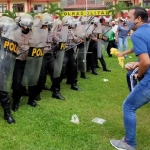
top-left (2, 101), bottom-right (15, 124)
top-left (35, 94), bottom-right (41, 101)
top-left (12, 98), bottom-right (20, 112)
top-left (42, 85), bottom-right (50, 90)
top-left (22, 86), bottom-right (29, 96)
top-left (80, 72), bottom-right (89, 79)
top-left (71, 84), bottom-right (82, 91)
top-left (12, 102), bottom-right (19, 112)
top-left (66, 80), bottom-right (71, 85)
top-left (96, 65), bottom-right (101, 68)
top-left (52, 89), bottom-right (65, 100)
top-left (27, 99), bottom-right (37, 107)
top-left (103, 68), bottom-right (111, 72)
top-left (92, 69), bottom-right (99, 75)
top-left (86, 67), bottom-right (91, 72)
top-left (4, 108), bottom-right (15, 124)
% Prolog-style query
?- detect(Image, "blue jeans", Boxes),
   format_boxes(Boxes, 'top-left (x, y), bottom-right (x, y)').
top-left (123, 83), bottom-right (150, 148)
top-left (118, 37), bottom-right (128, 52)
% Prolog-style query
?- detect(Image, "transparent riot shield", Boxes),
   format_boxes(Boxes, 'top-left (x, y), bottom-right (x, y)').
top-left (21, 28), bottom-right (48, 86)
top-left (53, 26), bottom-right (68, 78)
top-left (0, 17), bottom-right (18, 92)
top-left (85, 24), bottom-right (92, 53)
top-left (75, 24), bottom-right (87, 72)
top-left (96, 23), bottom-right (102, 58)
top-left (102, 25), bottom-right (112, 52)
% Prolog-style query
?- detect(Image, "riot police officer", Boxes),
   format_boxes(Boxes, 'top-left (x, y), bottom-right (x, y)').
top-left (61, 16), bottom-right (81, 91)
top-left (35, 14), bottom-right (65, 100)
top-left (0, 16), bottom-right (16, 123)
top-left (11, 14), bottom-right (38, 111)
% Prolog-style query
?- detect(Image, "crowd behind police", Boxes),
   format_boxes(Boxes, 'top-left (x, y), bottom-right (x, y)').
top-left (0, 12), bottom-right (130, 124)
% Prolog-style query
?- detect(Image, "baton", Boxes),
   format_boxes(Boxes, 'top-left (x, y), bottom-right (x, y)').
top-left (44, 43), bottom-right (59, 55)
top-left (102, 26), bottom-right (112, 36)
top-left (17, 42), bottom-right (42, 56)
top-left (65, 42), bottom-right (84, 52)
top-left (74, 52), bottom-right (92, 53)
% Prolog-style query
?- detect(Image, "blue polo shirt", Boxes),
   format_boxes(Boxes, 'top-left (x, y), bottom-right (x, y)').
top-left (131, 24), bottom-right (150, 86)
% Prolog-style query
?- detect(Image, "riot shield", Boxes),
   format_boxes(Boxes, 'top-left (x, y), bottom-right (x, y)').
top-left (102, 25), bottom-right (112, 52)
top-left (21, 28), bottom-right (48, 86)
top-left (53, 26), bottom-right (68, 78)
top-left (96, 23), bottom-right (102, 58)
top-left (84, 24), bottom-right (92, 53)
top-left (76, 24), bottom-right (87, 72)
top-left (0, 17), bottom-right (18, 92)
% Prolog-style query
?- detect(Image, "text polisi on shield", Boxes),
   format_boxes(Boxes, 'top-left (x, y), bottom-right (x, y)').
top-left (59, 42), bottom-right (66, 50)
top-left (97, 33), bottom-right (103, 39)
top-left (3, 37), bottom-right (18, 56)
top-left (28, 47), bottom-right (44, 57)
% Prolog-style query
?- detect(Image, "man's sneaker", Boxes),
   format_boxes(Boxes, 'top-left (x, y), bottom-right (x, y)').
top-left (110, 138), bottom-right (136, 150)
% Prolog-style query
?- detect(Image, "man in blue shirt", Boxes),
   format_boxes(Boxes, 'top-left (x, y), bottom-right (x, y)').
top-left (110, 7), bottom-right (150, 150)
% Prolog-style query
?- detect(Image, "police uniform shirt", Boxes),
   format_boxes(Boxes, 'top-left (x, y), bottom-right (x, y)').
top-left (9, 27), bottom-right (33, 61)
top-left (44, 30), bottom-right (61, 54)
top-left (66, 29), bottom-right (78, 47)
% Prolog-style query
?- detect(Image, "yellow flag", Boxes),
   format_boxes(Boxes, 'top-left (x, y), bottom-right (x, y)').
top-left (110, 48), bottom-right (124, 68)
top-left (110, 48), bottom-right (120, 55)
top-left (118, 57), bottom-right (124, 68)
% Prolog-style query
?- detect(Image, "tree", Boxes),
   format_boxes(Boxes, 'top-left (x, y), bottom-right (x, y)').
top-left (124, 3), bottom-right (142, 11)
top-left (2, 10), bottom-right (17, 20)
top-left (27, 12), bottom-right (38, 17)
top-left (108, 2), bottom-right (127, 19)
top-left (43, 3), bottom-right (64, 19)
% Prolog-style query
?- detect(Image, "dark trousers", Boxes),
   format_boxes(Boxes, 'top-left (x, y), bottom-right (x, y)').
top-left (0, 90), bottom-right (11, 111)
top-left (86, 41), bottom-right (96, 70)
top-left (62, 49), bottom-right (78, 85)
top-left (107, 40), bottom-right (117, 56)
top-left (36, 53), bottom-right (62, 92)
top-left (12, 59), bottom-right (37, 104)
top-left (41, 53), bottom-right (55, 88)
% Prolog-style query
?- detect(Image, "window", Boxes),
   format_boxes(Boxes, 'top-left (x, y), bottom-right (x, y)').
top-left (89, 0), bottom-right (95, 4)
top-left (0, 4), bottom-right (7, 13)
top-left (119, 1), bottom-right (133, 7)
top-left (67, 0), bottom-right (75, 6)
top-left (34, 4), bottom-right (45, 12)
top-left (143, 0), bottom-right (150, 7)
top-left (96, 0), bottom-right (103, 4)
top-left (104, 1), bottom-right (113, 7)
top-left (13, 4), bottom-right (24, 12)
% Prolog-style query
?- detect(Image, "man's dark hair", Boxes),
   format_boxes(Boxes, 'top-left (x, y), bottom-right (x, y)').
top-left (130, 6), bottom-right (148, 23)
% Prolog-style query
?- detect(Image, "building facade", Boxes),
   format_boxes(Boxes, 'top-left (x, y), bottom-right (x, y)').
top-left (0, 0), bottom-right (60, 16)
top-left (0, 0), bottom-right (146, 16)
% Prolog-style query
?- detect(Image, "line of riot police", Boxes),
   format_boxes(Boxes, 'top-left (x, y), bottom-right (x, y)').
top-left (0, 13), bottom-right (111, 124)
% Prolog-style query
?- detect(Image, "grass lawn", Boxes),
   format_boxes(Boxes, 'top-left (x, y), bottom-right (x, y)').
top-left (0, 39), bottom-right (149, 150)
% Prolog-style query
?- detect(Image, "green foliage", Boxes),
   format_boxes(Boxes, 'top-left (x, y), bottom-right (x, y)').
top-left (124, 2), bottom-right (142, 11)
top-left (108, 2), bottom-right (143, 19)
top-left (108, 2), bottom-right (127, 19)
top-left (26, 12), bottom-right (38, 17)
top-left (2, 10), bottom-right (17, 20)
top-left (43, 3), bottom-right (64, 20)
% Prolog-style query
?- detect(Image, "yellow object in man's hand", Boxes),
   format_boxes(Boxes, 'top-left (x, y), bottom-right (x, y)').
top-left (110, 48), bottom-right (120, 55)
top-left (110, 48), bottom-right (124, 68)
top-left (118, 57), bottom-right (124, 68)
